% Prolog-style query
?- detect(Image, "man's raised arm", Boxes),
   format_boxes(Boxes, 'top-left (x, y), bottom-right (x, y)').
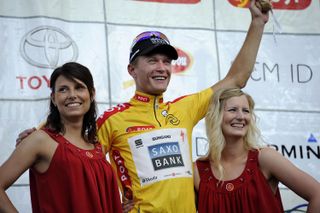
top-left (212, 0), bottom-right (271, 91)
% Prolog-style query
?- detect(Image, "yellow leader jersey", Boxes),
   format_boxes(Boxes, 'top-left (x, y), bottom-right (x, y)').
top-left (97, 88), bottom-right (213, 213)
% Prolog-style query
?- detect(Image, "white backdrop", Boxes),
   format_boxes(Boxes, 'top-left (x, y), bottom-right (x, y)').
top-left (0, 0), bottom-right (319, 212)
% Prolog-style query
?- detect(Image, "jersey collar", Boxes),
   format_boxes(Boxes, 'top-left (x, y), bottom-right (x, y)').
top-left (131, 91), bottom-right (164, 105)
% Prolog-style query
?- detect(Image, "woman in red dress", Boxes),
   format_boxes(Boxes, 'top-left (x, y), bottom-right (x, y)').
top-left (0, 62), bottom-right (122, 213)
top-left (194, 88), bottom-right (320, 213)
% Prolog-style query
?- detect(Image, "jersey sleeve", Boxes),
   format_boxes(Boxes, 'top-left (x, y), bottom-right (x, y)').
top-left (179, 87), bottom-right (213, 125)
top-left (96, 113), bottom-right (112, 153)
top-left (192, 87), bottom-right (213, 122)
top-left (96, 103), bottom-right (131, 153)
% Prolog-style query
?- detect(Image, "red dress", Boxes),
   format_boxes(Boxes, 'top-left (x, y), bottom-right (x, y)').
top-left (196, 149), bottom-right (284, 213)
top-left (29, 128), bottom-right (122, 213)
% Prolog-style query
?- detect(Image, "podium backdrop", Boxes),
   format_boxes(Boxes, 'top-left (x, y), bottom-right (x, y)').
top-left (0, 0), bottom-right (319, 212)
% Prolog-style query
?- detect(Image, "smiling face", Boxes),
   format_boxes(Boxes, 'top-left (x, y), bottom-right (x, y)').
top-left (51, 75), bottom-right (92, 122)
top-left (128, 53), bottom-right (172, 95)
top-left (221, 95), bottom-right (251, 140)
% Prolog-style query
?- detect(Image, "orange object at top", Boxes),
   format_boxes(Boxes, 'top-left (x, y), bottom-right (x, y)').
top-left (227, 0), bottom-right (311, 10)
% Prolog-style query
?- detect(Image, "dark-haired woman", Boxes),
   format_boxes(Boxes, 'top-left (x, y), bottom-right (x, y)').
top-left (0, 62), bottom-right (122, 213)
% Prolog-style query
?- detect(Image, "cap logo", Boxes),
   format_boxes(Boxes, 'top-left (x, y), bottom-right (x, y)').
top-left (150, 37), bottom-right (169, 45)
top-left (129, 31), bottom-right (176, 63)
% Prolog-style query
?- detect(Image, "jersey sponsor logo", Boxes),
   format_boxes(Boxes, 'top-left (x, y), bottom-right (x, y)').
top-left (112, 150), bottom-right (132, 196)
top-left (180, 130), bottom-right (185, 142)
top-left (97, 103), bottom-right (131, 128)
top-left (227, 0), bottom-right (311, 10)
top-left (152, 135), bottom-right (171, 141)
top-left (126, 125), bottom-right (155, 133)
top-left (134, 94), bottom-right (150, 102)
top-left (148, 142), bottom-right (184, 170)
top-left (141, 175), bottom-right (158, 184)
top-left (134, 139), bottom-right (144, 148)
top-left (161, 110), bottom-right (180, 125)
top-left (172, 48), bottom-right (193, 74)
top-left (128, 128), bottom-right (192, 185)
top-left (134, 94), bottom-right (164, 103)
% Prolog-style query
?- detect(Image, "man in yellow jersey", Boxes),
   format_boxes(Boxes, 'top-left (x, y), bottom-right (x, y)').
top-left (16, 1), bottom-right (270, 212)
top-left (96, 1), bottom-right (270, 212)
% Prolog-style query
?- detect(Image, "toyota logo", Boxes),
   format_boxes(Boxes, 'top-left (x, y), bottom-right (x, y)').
top-left (20, 26), bottom-right (78, 68)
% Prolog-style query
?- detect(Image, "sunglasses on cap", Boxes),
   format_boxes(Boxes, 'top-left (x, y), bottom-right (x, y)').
top-left (130, 31), bottom-right (171, 49)
top-left (129, 31), bottom-right (178, 63)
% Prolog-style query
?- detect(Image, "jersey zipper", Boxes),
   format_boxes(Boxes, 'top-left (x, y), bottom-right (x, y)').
top-left (153, 96), bottom-right (161, 127)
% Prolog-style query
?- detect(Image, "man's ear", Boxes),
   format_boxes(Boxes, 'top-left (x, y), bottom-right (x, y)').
top-left (128, 64), bottom-right (137, 79)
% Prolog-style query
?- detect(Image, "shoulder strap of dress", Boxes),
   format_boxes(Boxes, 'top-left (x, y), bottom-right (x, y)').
top-left (41, 127), bottom-right (65, 145)
top-left (247, 149), bottom-right (259, 169)
top-left (196, 160), bottom-right (212, 180)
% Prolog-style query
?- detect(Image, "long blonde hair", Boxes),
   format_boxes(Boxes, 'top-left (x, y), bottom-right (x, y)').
top-left (205, 88), bottom-right (263, 181)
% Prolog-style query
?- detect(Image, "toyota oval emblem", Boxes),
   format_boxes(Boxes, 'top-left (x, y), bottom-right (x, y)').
top-left (20, 26), bottom-right (78, 69)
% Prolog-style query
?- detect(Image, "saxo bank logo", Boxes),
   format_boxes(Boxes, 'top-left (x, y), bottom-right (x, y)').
top-left (20, 26), bottom-right (78, 69)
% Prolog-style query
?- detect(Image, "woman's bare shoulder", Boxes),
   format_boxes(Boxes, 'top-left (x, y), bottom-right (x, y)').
top-left (21, 129), bottom-right (54, 148)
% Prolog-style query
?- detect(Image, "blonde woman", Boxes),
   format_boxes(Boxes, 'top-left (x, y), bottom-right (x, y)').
top-left (194, 88), bottom-right (320, 213)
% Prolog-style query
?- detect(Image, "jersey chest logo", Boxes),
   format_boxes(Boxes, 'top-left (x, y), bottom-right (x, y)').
top-left (128, 128), bottom-right (192, 186)
top-left (161, 110), bottom-right (180, 125)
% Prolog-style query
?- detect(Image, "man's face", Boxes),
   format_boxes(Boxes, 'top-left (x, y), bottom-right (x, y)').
top-left (128, 53), bottom-right (173, 95)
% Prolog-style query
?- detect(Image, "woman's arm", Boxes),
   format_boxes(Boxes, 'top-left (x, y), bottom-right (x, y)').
top-left (0, 131), bottom-right (47, 212)
top-left (193, 162), bottom-right (201, 191)
top-left (259, 147), bottom-right (320, 212)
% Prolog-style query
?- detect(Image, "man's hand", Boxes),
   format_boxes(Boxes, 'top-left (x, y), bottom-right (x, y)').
top-left (122, 198), bottom-right (135, 213)
top-left (16, 127), bottom-right (36, 147)
top-left (256, 0), bottom-right (272, 13)
top-left (250, 0), bottom-right (270, 24)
